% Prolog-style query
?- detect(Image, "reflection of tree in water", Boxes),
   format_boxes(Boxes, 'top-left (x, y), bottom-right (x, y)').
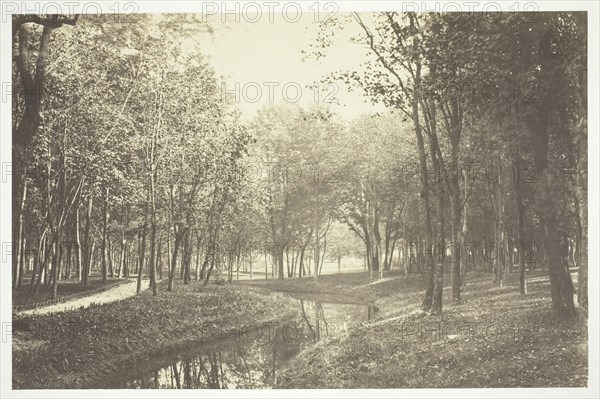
top-left (120, 300), bottom-right (375, 389)
top-left (126, 336), bottom-right (279, 388)
top-left (148, 353), bottom-right (231, 388)
top-left (299, 299), bottom-right (378, 339)
top-left (299, 299), bottom-right (333, 342)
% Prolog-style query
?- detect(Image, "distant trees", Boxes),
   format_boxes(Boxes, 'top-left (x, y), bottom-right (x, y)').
top-left (333, 113), bottom-right (418, 278)
top-left (246, 105), bottom-right (418, 281)
top-left (248, 104), bottom-right (344, 280)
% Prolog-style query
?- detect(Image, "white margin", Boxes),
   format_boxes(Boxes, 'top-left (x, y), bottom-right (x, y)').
top-left (0, 1), bottom-right (598, 398)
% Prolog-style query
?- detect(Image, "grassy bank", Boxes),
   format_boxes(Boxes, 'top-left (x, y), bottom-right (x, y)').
top-left (267, 270), bottom-right (588, 388)
top-left (12, 280), bottom-right (300, 389)
top-left (13, 270), bottom-right (588, 389)
top-left (239, 270), bottom-right (429, 315)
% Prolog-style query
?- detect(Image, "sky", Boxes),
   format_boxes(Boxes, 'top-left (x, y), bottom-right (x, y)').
top-left (197, 13), bottom-right (384, 121)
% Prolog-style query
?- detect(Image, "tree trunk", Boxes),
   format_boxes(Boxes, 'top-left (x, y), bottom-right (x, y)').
top-left (34, 236), bottom-right (50, 295)
top-left (167, 228), bottom-right (172, 280)
top-left (519, 18), bottom-right (576, 318)
top-left (286, 247), bottom-right (292, 278)
top-left (101, 187), bottom-right (109, 283)
top-left (82, 195), bottom-right (93, 286)
top-left (299, 240), bottom-right (308, 278)
top-left (29, 229), bottom-right (46, 293)
top-left (195, 233), bottom-right (201, 281)
top-left (64, 237), bottom-right (71, 280)
top-left (450, 197), bottom-right (462, 303)
top-left (431, 186), bottom-right (446, 314)
top-left (278, 244), bottom-right (285, 281)
top-left (108, 234), bottom-right (114, 278)
top-left (264, 249), bottom-right (268, 280)
top-left (515, 164), bottom-right (527, 294)
top-left (575, 197), bottom-right (587, 309)
top-left (75, 208), bottom-right (82, 281)
top-left (14, 25), bottom-right (54, 150)
top-left (540, 171), bottom-right (575, 318)
top-left (157, 232), bottom-right (163, 280)
top-left (182, 229), bottom-right (192, 285)
top-left (427, 96), bottom-right (444, 314)
top-left (413, 99), bottom-right (435, 311)
top-left (89, 240), bottom-right (96, 276)
top-left (168, 230), bottom-right (182, 291)
top-left (13, 177), bottom-right (27, 288)
top-left (148, 200), bottom-right (157, 295)
top-left (49, 241), bottom-right (58, 297)
top-left (18, 236), bottom-right (27, 286)
top-left (249, 250), bottom-right (253, 279)
top-left (118, 233), bottom-right (125, 278)
top-left (136, 219), bottom-right (147, 295)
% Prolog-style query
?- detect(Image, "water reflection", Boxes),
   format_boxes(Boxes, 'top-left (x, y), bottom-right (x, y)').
top-left (100, 297), bottom-right (378, 389)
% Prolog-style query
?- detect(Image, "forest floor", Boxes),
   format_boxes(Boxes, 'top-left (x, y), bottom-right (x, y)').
top-left (12, 277), bottom-right (128, 309)
top-left (240, 270), bottom-right (588, 388)
top-left (12, 281), bottom-right (300, 389)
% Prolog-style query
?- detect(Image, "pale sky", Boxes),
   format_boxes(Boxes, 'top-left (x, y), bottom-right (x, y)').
top-left (198, 14), bottom-right (384, 121)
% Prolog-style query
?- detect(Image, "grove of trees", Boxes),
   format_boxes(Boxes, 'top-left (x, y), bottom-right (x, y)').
top-left (12, 12), bottom-right (586, 320)
top-left (314, 11), bottom-right (587, 316)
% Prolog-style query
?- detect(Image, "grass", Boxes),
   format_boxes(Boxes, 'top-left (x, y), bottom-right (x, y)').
top-left (12, 280), bottom-right (300, 389)
top-left (239, 269), bottom-right (429, 311)
top-left (12, 269), bottom-right (588, 389)
top-left (264, 270), bottom-right (588, 388)
top-left (12, 277), bottom-right (128, 308)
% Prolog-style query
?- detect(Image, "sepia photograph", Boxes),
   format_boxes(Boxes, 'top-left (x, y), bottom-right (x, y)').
top-left (1, 1), bottom-right (598, 397)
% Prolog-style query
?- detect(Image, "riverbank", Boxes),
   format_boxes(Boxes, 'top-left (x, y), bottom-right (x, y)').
top-left (12, 281), bottom-right (300, 389)
top-left (239, 270), bottom-right (429, 316)
top-left (268, 271), bottom-right (588, 388)
top-left (13, 270), bottom-right (588, 389)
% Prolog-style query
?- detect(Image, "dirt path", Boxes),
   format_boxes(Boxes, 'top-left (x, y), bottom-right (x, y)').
top-left (15, 279), bottom-right (147, 316)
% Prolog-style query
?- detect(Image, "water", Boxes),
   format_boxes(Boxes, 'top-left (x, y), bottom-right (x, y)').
top-left (97, 296), bottom-right (378, 389)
